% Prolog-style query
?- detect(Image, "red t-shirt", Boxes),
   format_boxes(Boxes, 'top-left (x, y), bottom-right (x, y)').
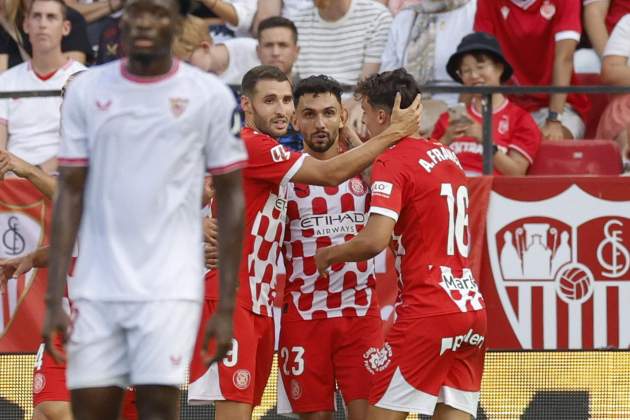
top-left (431, 100), bottom-right (541, 175)
top-left (204, 127), bottom-right (305, 317)
top-left (369, 137), bottom-right (485, 319)
top-left (475, 0), bottom-right (590, 121)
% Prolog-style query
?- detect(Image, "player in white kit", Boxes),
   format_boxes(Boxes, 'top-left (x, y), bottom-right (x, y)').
top-left (41, 0), bottom-right (248, 418)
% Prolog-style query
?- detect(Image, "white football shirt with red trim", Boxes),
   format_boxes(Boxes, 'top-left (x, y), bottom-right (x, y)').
top-left (282, 176), bottom-right (379, 321)
top-left (369, 137), bottom-right (485, 319)
top-left (59, 59), bottom-right (247, 302)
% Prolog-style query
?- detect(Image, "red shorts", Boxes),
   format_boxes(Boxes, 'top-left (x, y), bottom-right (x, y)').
top-left (33, 337), bottom-right (69, 407)
top-left (33, 337), bottom-right (138, 420)
top-left (369, 310), bottom-right (487, 417)
top-left (277, 316), bottom-right (384, 414)
top-left (188, 300), bottom-right (275, 406)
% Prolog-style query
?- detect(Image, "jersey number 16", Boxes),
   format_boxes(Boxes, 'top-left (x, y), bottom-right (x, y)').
top-left (440, 183), bottom-right (469, 258)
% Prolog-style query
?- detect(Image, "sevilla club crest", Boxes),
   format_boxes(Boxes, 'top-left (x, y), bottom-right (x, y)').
top-left (487, 185), bottom-right (630, 349)
top-left (169, 97), bottom-right (189, 118)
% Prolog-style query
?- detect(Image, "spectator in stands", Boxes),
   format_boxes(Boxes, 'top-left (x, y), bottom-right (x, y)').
top-left (0, 0), bottom-right (85, 173)
top-left (381, 0), bottom-right (477, 133)
top-left (256, 16), bottom-right (303, 150)
top-left (62, 0), bottom-right (123, 48)
top-left (94, 14), bottom-right (121, 64)
top-left (432, 32), bottom-right (541, 176)
top-left (584, 0), bottom-right (630, 57)
top-left (172, 15), bottom-right (259, 86)
top-left (475, 0), bottom-right (591, 140)
top-left (191, 0), bottom-right (257, 39)
top-left (253, 0), bottom-right (312, 28)
top-left (256, 16), bottom-right (299, 82)
top-left (0, 0), bottom-right (92, 70)
top-left (293, 0), bottom-right (392, 132)
top-left (597, 13), bottom-right (630, 171)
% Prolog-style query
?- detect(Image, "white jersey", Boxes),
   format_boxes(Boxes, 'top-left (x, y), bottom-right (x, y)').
top-left (59, 59), bottom-right (247, 302)
top-left (0, 60), bottom-right (86, 165)
top-left (282, 176), bottom-right (379, 320)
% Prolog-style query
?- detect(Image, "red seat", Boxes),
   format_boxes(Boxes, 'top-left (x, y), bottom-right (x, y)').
top-left (573, 73), bottom-right (611, 139)
top-left (528, 139), bottom-right (623, 175)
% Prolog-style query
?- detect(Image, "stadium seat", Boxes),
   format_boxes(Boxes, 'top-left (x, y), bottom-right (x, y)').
top-left (573, 73), bottom-right (611, 139)
top-left (528, 139), bottom-right (623, 175)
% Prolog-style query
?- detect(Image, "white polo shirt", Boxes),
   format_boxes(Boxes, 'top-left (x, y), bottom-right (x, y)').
top-left (59, 59), bottom-right (248, 302)
top-left (0, 60), bottom-right (86, 165)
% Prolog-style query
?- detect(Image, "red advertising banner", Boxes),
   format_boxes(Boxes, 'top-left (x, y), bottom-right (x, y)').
top-left (0, 180), bottom-right (51, 352)
top-left (1, 176), bottom-right (629, 352)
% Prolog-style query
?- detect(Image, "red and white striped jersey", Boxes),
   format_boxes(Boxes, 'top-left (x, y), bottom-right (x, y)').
top-left (282, 176), bottom-right (379, 321)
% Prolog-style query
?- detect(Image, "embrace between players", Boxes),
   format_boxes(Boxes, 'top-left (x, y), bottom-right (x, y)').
top-left (0, 0), bottom-right (487, 419)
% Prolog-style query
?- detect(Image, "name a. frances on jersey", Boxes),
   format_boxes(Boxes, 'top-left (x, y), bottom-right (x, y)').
top-left (419, 146), bottom-right (463, 173)
top-left (372, 181), bottom-right (393, 198)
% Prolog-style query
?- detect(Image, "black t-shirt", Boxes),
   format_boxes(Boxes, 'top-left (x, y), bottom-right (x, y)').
top-left (0, 7), bottom-right (93, 68)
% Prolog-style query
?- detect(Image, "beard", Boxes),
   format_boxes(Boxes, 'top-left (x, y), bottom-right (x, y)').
top-left (305, 131), bottom-right (336, 153)
top-left (251, 105), bottom-right (289, 139)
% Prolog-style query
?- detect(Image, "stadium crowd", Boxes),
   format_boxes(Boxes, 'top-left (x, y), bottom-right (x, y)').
top-left (2, 0), bottom-right (630, 174)
top-left (0, 1), bottom-right (629, 420)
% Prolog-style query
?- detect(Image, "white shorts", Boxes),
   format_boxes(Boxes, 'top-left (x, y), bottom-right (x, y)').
top-left (66, 299), bottom-right (201, 390)
top-left (530, 106), bottom-right (585, 139)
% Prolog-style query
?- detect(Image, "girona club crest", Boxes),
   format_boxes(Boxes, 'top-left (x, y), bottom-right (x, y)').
top-left (487, 185), bottom-right (630, 350)
top-left (0, 199), bottom-right (46, 335)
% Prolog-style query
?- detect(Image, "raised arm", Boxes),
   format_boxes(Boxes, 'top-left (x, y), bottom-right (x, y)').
top-left (42, 166), bottom-right (87, 363)
top-left (291, 93), bottom-right (421, 186)
top-left (202, 169), bottom-right (244, 365)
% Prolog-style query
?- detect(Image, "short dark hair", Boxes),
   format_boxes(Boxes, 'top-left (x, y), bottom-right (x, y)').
top-left (257, 16), bottom-right (298, 44)
top-left (28, 0), bottom-right (68, 19)
top-left (293, 75), bottom-right (343, 106)
top-left (241, 65), bottom-right (290, 97)
top-left (354, 68), bottom-right (420, 113)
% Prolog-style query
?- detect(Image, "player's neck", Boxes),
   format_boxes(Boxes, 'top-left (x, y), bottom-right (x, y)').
top-left (126, 54), bottom-right (173, 78)
top-left (30, 50), bottom-right (67, 75)
top-left (318, 0), bottom-right (351, 21)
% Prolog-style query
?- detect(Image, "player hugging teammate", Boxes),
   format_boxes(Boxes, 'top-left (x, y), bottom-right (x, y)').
top-left (198, 68), bottom-right (487, 420)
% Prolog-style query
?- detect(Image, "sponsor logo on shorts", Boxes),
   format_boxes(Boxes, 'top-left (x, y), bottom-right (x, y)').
top-left (33, 372), bottom-right (46, 394)
top-left (290, 379), bottom-right (302, 400)
top-left (169, 355), bottom-right (182, 366)
top-left (371, 181), bottom-right (393, 198)
top-left (363, 343), bottom-right (392, 375)
top-left (232, 369), bottom-right (251, 390)
top-left (439, 329), bottom-right (485, 356)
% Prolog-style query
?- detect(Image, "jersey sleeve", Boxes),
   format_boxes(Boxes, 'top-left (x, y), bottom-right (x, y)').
top-left (604, 15), bottom-right (630, 57)
top-left (473, 0), bottom-right (494, 33)
top-left (205, 83), bottom-right (248, 175)
top-left (58, 76), bottom-right (89, 167)
top-left (431, 111), bottom-right (450, 141)
top-left (553, 0), bottom-right (582, 42)
top-left (369, 157), bottom-right (405, 222)
top-left (243, 133), bottom-right (306, 185)
top-left (507, 109), bottom-right (542, 164)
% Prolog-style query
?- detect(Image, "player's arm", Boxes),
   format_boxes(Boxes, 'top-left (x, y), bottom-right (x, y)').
top-left (0, 122), bottom-right (7, 150)
top-left (0, 150), bottom-right (57, 198)
top-left (0, 245), bottom-right (49, 291)
top-left (315, 214), bottom-right (395, 276)
top-left (203, 169), bottom-right (244, 364)
top-left (43, 166), bottom-right (87, 363)
top-left (291, 93), bottom-right (421, 186)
